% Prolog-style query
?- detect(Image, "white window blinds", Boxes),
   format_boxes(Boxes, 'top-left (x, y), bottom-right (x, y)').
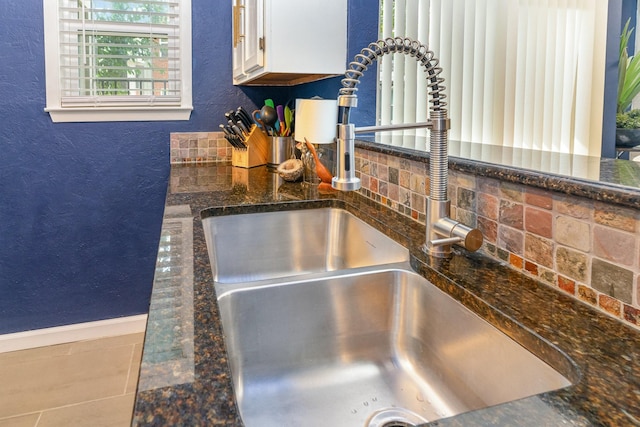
top-left (378, 0), bottom-right (608, 158)
top-left (44, 0), bottom-right (192, 122)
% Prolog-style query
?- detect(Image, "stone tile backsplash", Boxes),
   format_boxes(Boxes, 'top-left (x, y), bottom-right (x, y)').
top-left (170, 132), bottom-right (230, 164)
top-left (355, 147), bottom-right (640, 329)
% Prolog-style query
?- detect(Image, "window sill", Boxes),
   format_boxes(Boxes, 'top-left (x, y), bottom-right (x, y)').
top-left (45, 106), bottom-right (193, 123)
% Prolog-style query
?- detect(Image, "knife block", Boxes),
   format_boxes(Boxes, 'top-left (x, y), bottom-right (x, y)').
top-left (232, 125), bottom-right (269, 168)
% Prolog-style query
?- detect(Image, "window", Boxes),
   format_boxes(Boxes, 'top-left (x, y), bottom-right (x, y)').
top-left (378, 0), bottom-right (608, 159)
top-left (44, 0), bottom-right (192, 122)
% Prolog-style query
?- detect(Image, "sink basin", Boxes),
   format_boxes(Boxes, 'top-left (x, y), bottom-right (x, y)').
top-left (202, 207), bottom-right (410, 283)
top-left (203, 207), bottom-right (574, 426)
top-left (216, 269), bottom-right (573, 427)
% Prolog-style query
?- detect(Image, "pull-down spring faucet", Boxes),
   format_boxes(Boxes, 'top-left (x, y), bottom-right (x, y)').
top-left (333, 37), bottom-right (483, 258)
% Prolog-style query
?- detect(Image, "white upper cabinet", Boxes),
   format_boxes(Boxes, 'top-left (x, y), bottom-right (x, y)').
top-left (232, 0), bottom-right (347, 86)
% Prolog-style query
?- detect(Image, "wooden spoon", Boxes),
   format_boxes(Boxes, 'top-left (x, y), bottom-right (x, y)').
top-left (304, 138), bottom-right (333, 183)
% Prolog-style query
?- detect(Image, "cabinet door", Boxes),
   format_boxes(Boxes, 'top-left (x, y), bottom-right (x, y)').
top-left (233, 0), bottom-right (346, 85)
top-left (242, 0), bottom-right (264, 74)
top-left (232, 0), bottom-right (245, 79)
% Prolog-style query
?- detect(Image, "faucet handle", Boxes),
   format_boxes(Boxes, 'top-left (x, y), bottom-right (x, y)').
top-left (459, 227), bottom-right (483, 252)
top-left (429, 215), bottom-right (484, 254)
top-left (429, 228), bottom-right (482, 252)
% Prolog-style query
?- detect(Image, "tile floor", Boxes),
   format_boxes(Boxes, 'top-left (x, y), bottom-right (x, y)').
top-left (0, 333), bottom-right (144, 427)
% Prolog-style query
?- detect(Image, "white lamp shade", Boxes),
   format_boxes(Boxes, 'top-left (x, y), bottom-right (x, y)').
top-left (294, 98), bottom-right (338, 144)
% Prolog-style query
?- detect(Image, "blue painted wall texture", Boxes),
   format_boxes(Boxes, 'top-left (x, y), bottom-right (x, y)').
top-left (0, 1), bottom-right (377, 334)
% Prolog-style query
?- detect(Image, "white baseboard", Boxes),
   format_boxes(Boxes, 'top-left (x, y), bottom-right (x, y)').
top-left (0, 314), bottom-right (148, 353)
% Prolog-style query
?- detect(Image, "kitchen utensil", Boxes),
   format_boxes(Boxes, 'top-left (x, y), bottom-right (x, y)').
top-left (252, 110), bottom-right (268, 133)
top-left (236, 107), bottom-right (254, 129)
top-left (231, 109), bottom-right (250, 133)
top-left (276, 105), bottom-right (285, 135)
top-left (219, 123), bottom-right (232, 137)
top-left (233, 135), bottom-right (247, 148)
top-left (226, 111), bottom-right (248, 135)
top-left (235, 117), bottom-right (250, 134)
top-left (219, 124), bottom-right (243, 148)
top-left (222, 133), bottom-right (244, 149)
top-left (260, 105), bottom-right (278, 135)
top-left (264, 99), bottom-right (280, 132)
top-left (228, 119), bottom-right (246, 139)
top-left (304, 138), bottom-right (333, 183)
top-left (284, 105), bottom-right (293, 137)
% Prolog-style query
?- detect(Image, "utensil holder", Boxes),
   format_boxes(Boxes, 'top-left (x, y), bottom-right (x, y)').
top-left (232, 125), bottom-right (269, 168)
top-left (268, 136), bottom-right (294, 167)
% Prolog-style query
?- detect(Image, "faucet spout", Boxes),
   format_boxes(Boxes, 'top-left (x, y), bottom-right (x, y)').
top-left (333, 95), bottom-right (360, 191)
top-left (332, 121), bottom-right (359, 191)
top-left (334, 37), bottom-right (483, 257)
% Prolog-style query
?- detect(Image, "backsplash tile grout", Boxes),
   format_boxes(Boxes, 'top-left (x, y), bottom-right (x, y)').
top-left (170, 132), bottom-right (231, 164)
top-left (355, 147), bottom-right (640, 329)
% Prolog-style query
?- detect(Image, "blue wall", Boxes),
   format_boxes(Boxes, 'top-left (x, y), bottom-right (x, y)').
top-left (0, 1), bottom-right (376, 334)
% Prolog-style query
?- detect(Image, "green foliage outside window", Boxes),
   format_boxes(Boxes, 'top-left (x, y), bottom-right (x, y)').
top-left (79, 1), bottom-right (170, 97)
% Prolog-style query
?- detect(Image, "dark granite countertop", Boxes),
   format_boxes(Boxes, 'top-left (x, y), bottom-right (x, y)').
top-left (356, 138), bottom-right (640, 209)
top-left (132, 163), bottom-right (640, 426)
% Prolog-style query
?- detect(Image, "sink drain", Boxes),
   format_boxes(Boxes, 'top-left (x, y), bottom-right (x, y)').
top-left (381, 422), bottom-right (415, 427)
top-left (365, 408), bottom-right (427, 427)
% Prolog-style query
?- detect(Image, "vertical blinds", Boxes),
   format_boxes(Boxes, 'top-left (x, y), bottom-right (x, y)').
top-left (379, 0), bottom-right (608, 158)
top-left (58, 0), bottom-right (182, 107)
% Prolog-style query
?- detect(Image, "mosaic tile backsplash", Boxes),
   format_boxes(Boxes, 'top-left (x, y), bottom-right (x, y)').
top-left (170, 132), bottom-right (230, 164)
top-left (355, 148), bottom-right (640, 330)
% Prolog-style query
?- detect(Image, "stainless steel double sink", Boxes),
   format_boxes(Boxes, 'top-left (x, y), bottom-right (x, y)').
top-left (202, 208), bottom-right (573, 427)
